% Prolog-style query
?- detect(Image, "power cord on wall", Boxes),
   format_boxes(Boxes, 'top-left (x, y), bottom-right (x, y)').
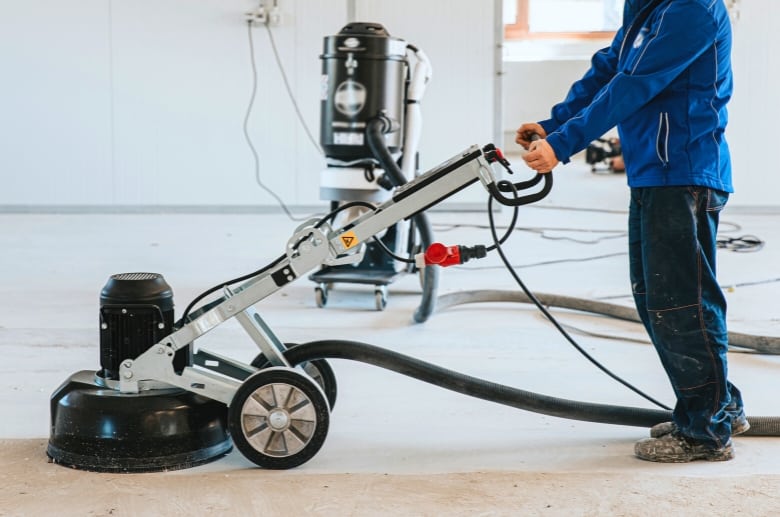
top-left (262, 23), bottom-right (323, 155)
top-left (244, 20), bottom-right (323, 222)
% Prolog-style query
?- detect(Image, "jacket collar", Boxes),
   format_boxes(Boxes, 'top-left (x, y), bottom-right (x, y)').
top-left (619, 0), bottom-right (670, 60)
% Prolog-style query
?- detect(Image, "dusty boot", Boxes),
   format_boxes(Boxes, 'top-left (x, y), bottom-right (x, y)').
top-left (635, 432), bottom-right (734, 463)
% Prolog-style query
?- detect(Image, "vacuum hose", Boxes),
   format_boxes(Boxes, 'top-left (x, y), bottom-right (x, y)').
top-left (366, 116), bottom-right (438, 323)
top-left (284, 339), bottom-right (780, 436)
top-left (435, 289), bottom-right (780, 355)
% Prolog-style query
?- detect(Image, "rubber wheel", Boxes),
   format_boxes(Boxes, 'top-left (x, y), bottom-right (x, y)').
top-left (314, 285), bottom-right (327, 308)
top-left (228, 368), bottom-right (330, 470)
top-left (251, 344), bottom-right (338, 410)
top-left (374, 288), bottom-right (387, 311)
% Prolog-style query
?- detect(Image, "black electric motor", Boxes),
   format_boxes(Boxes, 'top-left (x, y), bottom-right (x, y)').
top-left (320, 22), bottom-right (408, 161)
top-left (98, 272), bottom-right (190, 379)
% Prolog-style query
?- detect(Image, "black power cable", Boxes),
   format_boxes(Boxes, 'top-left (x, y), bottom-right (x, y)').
top-left (362, 174), bottom-right (671, 409)
top-left (340, 167), bottom-right (669, 409)
top-left (486, 180), bottom-right (520, 252)
top-left (178, 200), bottom-right (377, 325)
top-left (178, 253), bottom-right (287, 327)
top-left (717, 235), bottom-right (765, 252)
top-left (483, 183), bottom-right (671, 410)
top-left (370, 237), bottom-right (416, 264)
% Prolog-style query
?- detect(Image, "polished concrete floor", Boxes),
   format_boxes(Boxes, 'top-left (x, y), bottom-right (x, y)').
top-left (2, 159), bottom-right (780, 515)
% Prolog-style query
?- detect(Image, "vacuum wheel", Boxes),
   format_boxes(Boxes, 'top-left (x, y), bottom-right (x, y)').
top-left (374, 285), bottom-right (388, 311)
top-left (251, 344), bottom-right (338, 410)
top-left (229, 368), bottom-right (330, 470)
top-left (314, 283), bottom-right (328, 308)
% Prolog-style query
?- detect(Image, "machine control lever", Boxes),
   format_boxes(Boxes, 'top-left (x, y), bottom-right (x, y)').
top-left (482, 143), bottom-right (512, 173)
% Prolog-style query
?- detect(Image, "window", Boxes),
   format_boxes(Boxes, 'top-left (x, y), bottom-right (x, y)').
top-left (504, 0), bottom-right (623, 40)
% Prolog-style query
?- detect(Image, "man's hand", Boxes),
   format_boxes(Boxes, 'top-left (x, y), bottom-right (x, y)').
top-left (515, 123), bottom-right (547, 150)
top-left (522, 139), bottom-right (558, 173)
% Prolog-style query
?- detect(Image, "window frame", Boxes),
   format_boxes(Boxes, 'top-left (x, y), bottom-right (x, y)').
top-left (505, 0), bottom-right (618, 40)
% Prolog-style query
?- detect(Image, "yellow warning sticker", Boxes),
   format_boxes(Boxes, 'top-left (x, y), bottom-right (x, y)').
top-left (340, 231), bottom-right (359, 249)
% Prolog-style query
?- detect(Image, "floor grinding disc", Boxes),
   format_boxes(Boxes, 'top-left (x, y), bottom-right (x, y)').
top-left (47, 371), bottom-right (232, 473)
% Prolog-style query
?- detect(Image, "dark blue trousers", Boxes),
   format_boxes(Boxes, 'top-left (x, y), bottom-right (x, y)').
top-left (629, 186), bottom-right (743, 448)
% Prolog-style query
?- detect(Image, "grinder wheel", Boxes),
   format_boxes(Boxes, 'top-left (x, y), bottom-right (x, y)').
top-left (228, 367), bottom-right (330, 469)
top-left (251, 343), bottom-right (338, 410)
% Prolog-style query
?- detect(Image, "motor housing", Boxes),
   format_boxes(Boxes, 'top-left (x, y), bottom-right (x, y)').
top-left (99, 272), bottom-right (190, 379)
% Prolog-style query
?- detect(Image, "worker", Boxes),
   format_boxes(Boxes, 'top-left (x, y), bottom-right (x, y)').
top-left (516, 0), bottom-right (746, 462)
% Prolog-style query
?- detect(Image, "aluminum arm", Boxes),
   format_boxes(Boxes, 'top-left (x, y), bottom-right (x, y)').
top-left (328, 145), bottom-right (496, 256)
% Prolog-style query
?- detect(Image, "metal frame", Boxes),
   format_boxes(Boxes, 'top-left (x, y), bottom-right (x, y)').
top-left (117, 145), bottom-right (500, 406)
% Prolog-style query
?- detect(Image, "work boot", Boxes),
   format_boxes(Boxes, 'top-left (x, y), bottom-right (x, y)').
top-left (650, 415), bottom-right (750, 438)
top-left (635, 431), bottom-right (734, 463)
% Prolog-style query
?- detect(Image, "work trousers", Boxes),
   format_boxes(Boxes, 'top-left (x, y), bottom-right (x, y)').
top-left (628, 186), bottom-right (743, 448)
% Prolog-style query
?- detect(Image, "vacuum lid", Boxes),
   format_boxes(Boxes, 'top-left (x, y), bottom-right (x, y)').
top-left (338, 22), bottom-right (390, 37)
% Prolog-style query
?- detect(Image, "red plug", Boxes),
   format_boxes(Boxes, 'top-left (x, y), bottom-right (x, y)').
top-left (415, 243), bottom-right (487, 268)
top-left (423, 242), bottom-right (462, 267)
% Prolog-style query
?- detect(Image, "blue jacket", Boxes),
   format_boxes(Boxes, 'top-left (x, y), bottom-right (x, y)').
top-left (539, 0), bottom-right (734, 192)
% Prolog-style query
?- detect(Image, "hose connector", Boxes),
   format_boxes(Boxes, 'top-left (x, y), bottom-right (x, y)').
top-left (415, 243), bottom-right (487, 268)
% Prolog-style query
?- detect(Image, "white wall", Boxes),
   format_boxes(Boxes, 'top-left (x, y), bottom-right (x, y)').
top-left (500, 0), bottom-right (780, 209)
top-left (501, 59), bottom-right (593, 151)
top-left (0, 0), bottom-right (115, 205)
top-left (0, 0), bottom-right (499, 210)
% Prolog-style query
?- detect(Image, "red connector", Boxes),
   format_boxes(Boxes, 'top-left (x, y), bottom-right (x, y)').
top-left (424, 242), bottom-right (461, 267)
top-left (415, 243), bottom-right (487, 268)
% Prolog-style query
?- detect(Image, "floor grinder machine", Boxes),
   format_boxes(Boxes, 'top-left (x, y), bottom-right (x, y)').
top-left (47, 141), bottom-right (555, 471)
top-left (312, 22), bottom-right (437, 318)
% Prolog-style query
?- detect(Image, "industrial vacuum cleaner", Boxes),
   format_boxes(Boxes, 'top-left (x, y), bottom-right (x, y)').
top-left (47, 23), bottom-right (780, 473)
top-left (312, 22), bottom-right (437, 318)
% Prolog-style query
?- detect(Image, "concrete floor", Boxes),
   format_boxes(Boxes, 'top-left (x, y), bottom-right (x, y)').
top-left (2, 159), bottom-right (780, 515)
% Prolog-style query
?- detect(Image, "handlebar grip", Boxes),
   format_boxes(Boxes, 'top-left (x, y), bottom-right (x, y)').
top-left (489, 132), bottom-right (553, 206)
top-left (488, 173), bottom-right (553, 207)
top-left (498, 173), bottom-right (543, 192)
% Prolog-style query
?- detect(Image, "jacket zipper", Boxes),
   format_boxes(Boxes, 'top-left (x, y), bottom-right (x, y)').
top-left (656, 112), bottom-right (670, 167)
